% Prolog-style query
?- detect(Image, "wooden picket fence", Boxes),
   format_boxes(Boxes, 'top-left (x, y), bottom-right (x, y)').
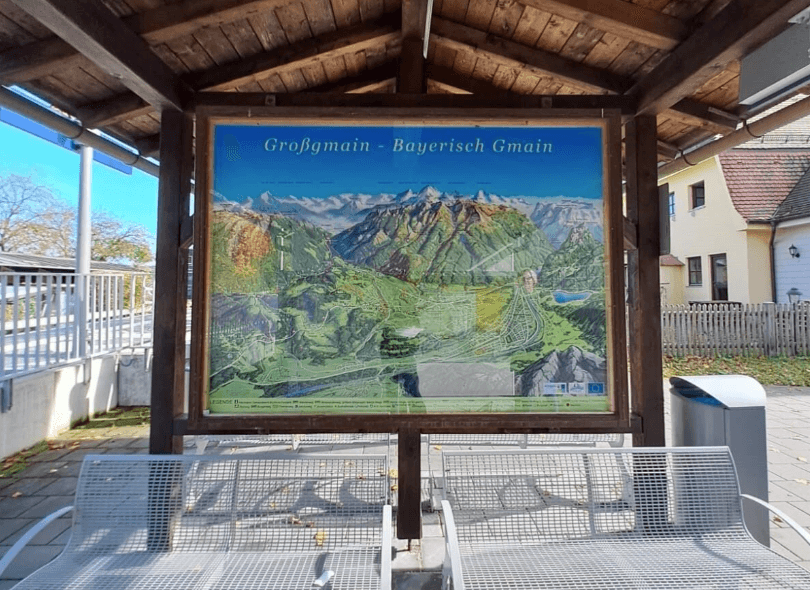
top-left (661, 303), bottom-right (810, 357)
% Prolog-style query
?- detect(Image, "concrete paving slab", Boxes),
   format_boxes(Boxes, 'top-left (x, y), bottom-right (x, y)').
top-left (0, 519), bottom-right (33, 545)
top-left (16, 496), bottom-right (73, 520)
top-left (0, 478), bottom-right (56, 498)
top-left (1, 517), bottom-right (70, 548)
top-left (0, 496), bottom-right (48, 519)
top-left (0, 545), bottom-right (64, 579)
top-left (34, 478), bottom-right (78, 497)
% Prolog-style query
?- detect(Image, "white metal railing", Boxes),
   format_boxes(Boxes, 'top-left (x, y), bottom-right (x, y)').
top-left (1, 272), bottom-right (153, 379)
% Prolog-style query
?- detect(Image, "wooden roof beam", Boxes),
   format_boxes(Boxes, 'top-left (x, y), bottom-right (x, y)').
top-left (518, 0), bottom-right (688, 51)
top-left (400, 0), bottom-right (431, 93)
top-left (308, 63), bottom-right (398, 93)
top-left (188, 12), bottom-right (400, 91)
top-left (629, 0), bottom-right (810, 116)
top-left (429, 22), bottom-right (736, 130)
top-left (79, 13), bottom-right (400, 128)
top-left (11, 0), bottom-right (192, 112)
top-left (431, 17), bottom-right (629, 93)
top-left (425, 65), bottom-right (636, 111)
top-left (0, 0), bottom-right (299, 84)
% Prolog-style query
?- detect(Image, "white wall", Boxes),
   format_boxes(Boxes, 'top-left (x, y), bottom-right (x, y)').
top-left (775, 219), bottom-right (810, 303)
top-left (0, 356), bottom-right (117, 460)
top-left (660, 157), bottom-right (768, 304)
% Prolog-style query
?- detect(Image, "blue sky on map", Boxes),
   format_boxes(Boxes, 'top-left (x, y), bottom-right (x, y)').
top-left (0, 120), bottom-right (159, 243)
top-left (214, 124), bottom-right (604, 201)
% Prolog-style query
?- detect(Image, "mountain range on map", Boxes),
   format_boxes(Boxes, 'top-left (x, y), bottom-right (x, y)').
top-left (224, 185), bottom-right (603, 246)
top-left (209, 185), bottom-right (608, 403)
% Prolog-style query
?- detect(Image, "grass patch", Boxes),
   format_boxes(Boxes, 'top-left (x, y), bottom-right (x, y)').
top-left (71, 407), bottom-right (151, 430)
top-left (663, 355), bottom-right (810, 386)
top-left (1, 440), bottom-right (51, 479)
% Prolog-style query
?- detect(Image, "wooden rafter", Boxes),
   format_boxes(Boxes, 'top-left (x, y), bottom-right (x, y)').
top-left (431, 17), bottom-right (629, 94)
top-left (629, 0), bottom-right (810, 116)
top-left (0, 0), bottom-right (299, 84)
top-left (425, 48), bottom-right (735, 132)
top-left (11, 0), bottom-right (192, 112)
top-left (188, 13), bottom-right (400, 91)
top-left (308, 63), bottom-right (398, 93)
top-left (78, 13), bottom-right (401, 128)
top-left (518, 0), bottom-right (688, 50)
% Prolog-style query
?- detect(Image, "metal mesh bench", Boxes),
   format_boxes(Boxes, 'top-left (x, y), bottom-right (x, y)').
top-left (2, 453), bottom-right (392, 590)
top-left (428, 433), bottom-right (624, 448)
top-left (199, 433), bottom-right (392, 453)
top-left (441, 447), bottom-right (810, 590)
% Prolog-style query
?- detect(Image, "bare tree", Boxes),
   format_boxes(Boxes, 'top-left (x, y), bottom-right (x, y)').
top-left (91, 210), bottom-right (153, 264)
top-left (0, 174), bottom-right (70, 254)
top-left (0, 174), bottom-right (153, 264)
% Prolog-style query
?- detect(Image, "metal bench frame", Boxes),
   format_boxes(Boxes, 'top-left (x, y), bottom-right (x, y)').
top-left (2, 453), bottom-right (392, 590)
top-left (198, 433), bottom-right (392, 453)
top-left (441, 446), bottom-right (810, 590)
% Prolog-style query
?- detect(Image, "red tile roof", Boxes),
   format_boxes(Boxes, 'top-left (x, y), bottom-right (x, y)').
top-left (718, 149), bottom-right (810, 222)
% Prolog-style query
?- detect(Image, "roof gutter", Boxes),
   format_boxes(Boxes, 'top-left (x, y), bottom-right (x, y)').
top-left (658, 94), bottom-right (810, 180)
top-left (0, 86), bottom-right (159, 178)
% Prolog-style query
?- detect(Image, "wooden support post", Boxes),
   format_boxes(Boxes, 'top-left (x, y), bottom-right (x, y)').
top-left (150, 110), bottom-right (193, 454)
top-left (397, 429), bottom-right (422, 540)
top-left (625, 115), bottom-right (665, 447)
top-left (398, 36), bottom-right (426, 94)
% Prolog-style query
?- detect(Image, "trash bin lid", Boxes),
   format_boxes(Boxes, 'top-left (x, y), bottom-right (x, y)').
top-left (669, 375), bottom-right (766, 408)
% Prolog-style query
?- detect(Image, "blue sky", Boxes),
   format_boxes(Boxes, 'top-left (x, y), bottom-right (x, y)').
top-left (0, 119), bottom-right (159, 244)
top-left (214, 124), bottom-right (603, 201)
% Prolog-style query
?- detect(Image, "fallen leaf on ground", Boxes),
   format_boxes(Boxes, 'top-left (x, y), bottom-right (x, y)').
top-left (799, 457), bottom-right (807, 462)
top-left (314, 530), bottom-right (327, 546)
top-left (796, 478), bottom-right (810, 485)
top-left (12, 491), bottom-right (22, 498)
top-left (389, 469), bottom-right (398, 478)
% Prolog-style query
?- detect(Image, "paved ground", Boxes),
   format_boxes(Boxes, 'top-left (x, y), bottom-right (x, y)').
top-left (2, 384), bottom-right (810, 589)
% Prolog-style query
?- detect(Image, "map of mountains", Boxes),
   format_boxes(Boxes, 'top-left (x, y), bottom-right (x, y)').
top-left (221, 186), bottom-right (601, 247)
top-left (530, 198), bottom-right (603, 248)
top-left (331, 191), bottom-right (554, 285)
top-left (538, 226), bottom-right (605, 291)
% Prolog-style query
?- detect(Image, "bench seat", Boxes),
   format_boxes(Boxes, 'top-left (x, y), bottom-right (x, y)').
top-left (4, 454), bottom-right (392, 590)
top-left (441, 447), bottom-right (810, 590)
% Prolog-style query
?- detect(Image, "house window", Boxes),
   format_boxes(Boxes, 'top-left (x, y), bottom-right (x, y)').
top-left (710, 254), bottom-right (728, 301)
top-left (688, 257), bottom-right (702, 286)
top-left (690, 182), bottom-right (705, 209)
top-left (668, 192), bottom-right (675, 216)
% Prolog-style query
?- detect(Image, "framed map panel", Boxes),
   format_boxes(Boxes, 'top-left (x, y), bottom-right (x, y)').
top-left (191, 110), bottom-right (626, 427)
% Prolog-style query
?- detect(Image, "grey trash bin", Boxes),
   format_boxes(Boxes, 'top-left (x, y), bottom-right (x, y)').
top-left (670, 375), bottom-right (769, 546)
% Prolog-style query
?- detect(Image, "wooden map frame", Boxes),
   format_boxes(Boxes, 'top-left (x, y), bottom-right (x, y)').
top-left (189, 106), bottom-right (628, 434)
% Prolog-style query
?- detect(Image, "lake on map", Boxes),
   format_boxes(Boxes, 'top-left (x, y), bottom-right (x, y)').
top-left (553, 291), bottom-right (591, 304)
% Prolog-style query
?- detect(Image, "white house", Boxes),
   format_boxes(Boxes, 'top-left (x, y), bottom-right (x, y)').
top-left (659, 117), bottom-right (810, 305)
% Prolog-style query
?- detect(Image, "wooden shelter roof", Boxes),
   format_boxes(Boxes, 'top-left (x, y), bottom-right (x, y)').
top-left (1, 0), bottom-right (808, 162)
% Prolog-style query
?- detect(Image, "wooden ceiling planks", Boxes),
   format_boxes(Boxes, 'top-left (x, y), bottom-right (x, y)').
top-left (221, 19), bottom-right (265, 58)
top-left (331, 0), bottom-right (363, 27)
top-left (488, 1), bottom-right (525, 38)
top-left (246, 10), bottom-right (289, 51)
top-left (511, 5), bottom-right (551, 47)
top-left (0, 1), bottom-right (51, 39)
top-left (0, 0), bottom-right (797, 163)
top-left (464, 0), bottom-right (496, 30)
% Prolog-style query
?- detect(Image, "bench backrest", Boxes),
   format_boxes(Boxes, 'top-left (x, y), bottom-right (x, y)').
top-left (69, 454), bottom-right (389, 556)
top-left (443, 447), bottom-right (746, 543)
top-left (430, 433), bottom-right (623, 447)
